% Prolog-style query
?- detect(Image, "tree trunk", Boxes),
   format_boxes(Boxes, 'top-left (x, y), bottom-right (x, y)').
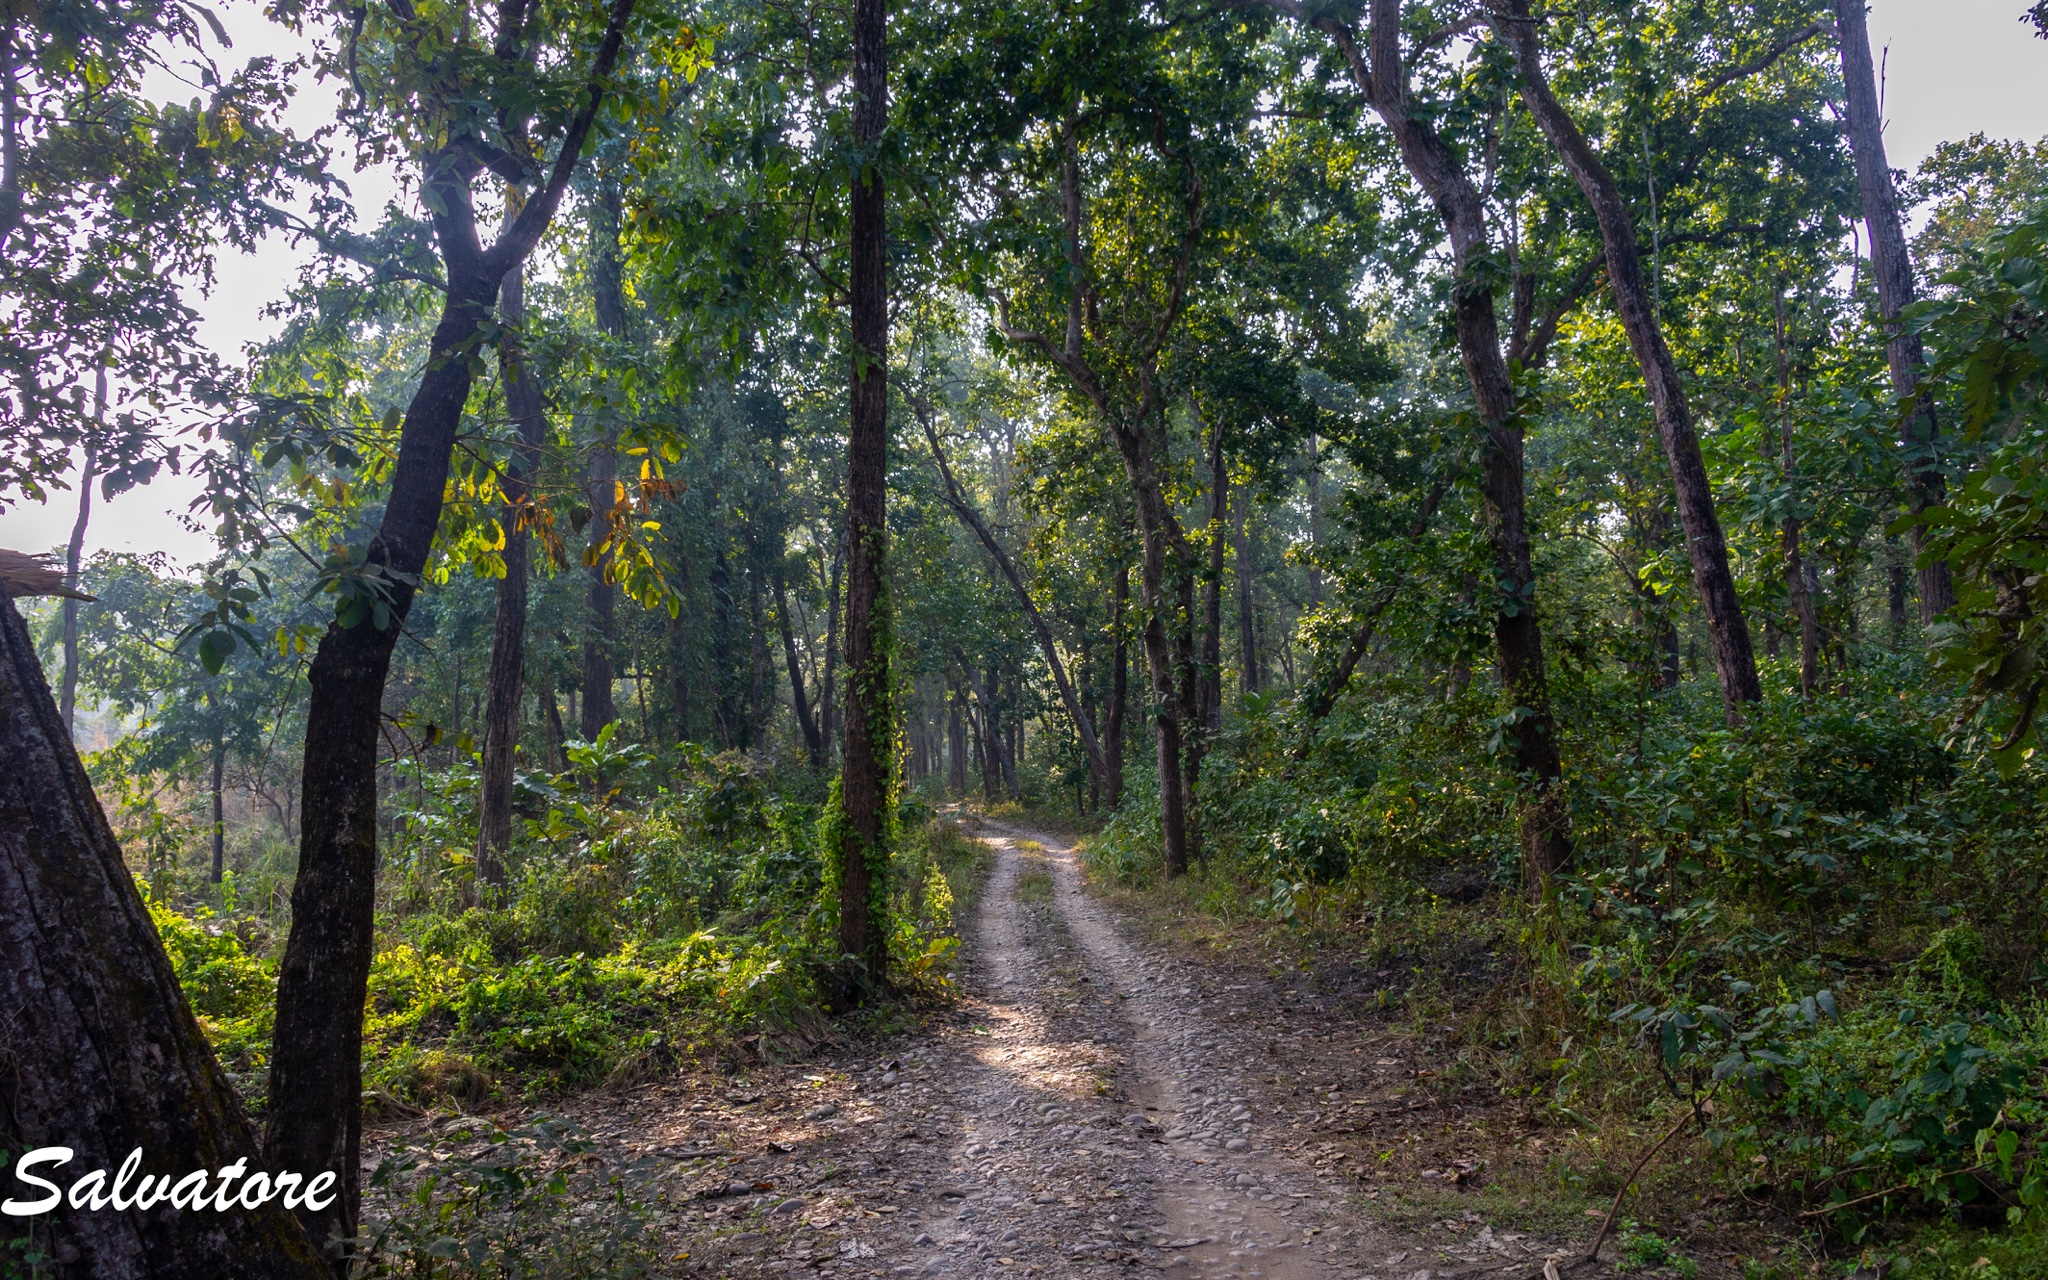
top-left (1834, 0), bottom-right (1954, 621)
top-left (1776, 287), bottom-right (1823, 699)
top-left (580, 435), bottom-right (618, 741)
top-left (821, 531), bottom-right (843, 761)
top-left (0, 592), bottom-right (329, 1278)
top-left (980, 703), bottom-right (1000, 801)
top-left (1298, 0), bottom-right (1570, 890)
top-left (1234, 494), bottom-right (1257, 696)
top-left (710, 549), bottom-right (740, 747)
top-left (947, 682), bottom-right (966, 793)
top-left (266, 252), bottom-right (503, 1254)
top-left (60, 378), bottom-right (100, 735)
top-left (209, 742), bottom-right (226, 884)
top-left (1202, 419), bottom-right (1225, 735)
top-left (1106, 565), bottom-right (1128, 808)
top-left (962, 662), bottom-right (1002, 802)
top-left (582, 186), bottom-right (627, 742)
top-left (836, 0), bottom-right (892, 992)
top-left (749, 566), bottom-right (771, 738)
top-left (1498, 1), bottom-right (1762, 726)
top-left (775, 565), bottom-right (824, 766)
top-left (477, 259), bottom-right (547, 888)
top-left (542, 672), bottom-right (567, 769)
top-left (1133, 482), bottom-right (1191, 876)
top-left (264, 23), bottom-right (634, 1234)
top-left (999, 676), bottom-right (1020, 800)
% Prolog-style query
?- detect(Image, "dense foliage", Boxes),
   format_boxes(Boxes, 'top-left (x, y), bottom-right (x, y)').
top-left (8, 0), bottom-right (2048, 1274)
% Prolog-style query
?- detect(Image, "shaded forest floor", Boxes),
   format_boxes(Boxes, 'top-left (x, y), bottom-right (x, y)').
top-left (358, 818), bottom-right (1749, 1280)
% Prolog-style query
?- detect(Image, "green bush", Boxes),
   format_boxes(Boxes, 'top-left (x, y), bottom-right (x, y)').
top-left (146, 895), bottom-right (274, 1071)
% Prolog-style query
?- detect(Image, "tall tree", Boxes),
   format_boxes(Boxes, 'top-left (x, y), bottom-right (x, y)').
top-left (582, 184), bottom-right (628, 739)
top-left (1832, 0), bottom-right (1955, 621)
top-left (259, 0), bottom-right (641, 1249)
top-left (835, 0), bottom-right (893, 989)
top-left (1493, 0), bottom-right (1764, 726)
top-left (0, 588), bottom-right (328, 1279)
top-left (477, 254), bottom-right (551, 889)
top-left (1263, 0), bottom-right (1575, 887)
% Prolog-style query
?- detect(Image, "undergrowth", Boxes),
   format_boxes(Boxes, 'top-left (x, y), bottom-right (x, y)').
top-left (1084, 671), bottom-right (2048, 1272)
top-left (139, 737), bottom-right (980, 1118)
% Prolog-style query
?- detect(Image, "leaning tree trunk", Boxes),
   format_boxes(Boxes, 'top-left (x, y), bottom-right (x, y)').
top-left (1497, 0), bottom-right (1762, 726)
top-left (1833, 0), bottom-right (1953, 621)
top-left (835, 0), bottom-right (893, 994)
top-left (265, 23), bottom-right (635, 1236)
top-left (0, 590), bottom-right (329, 1280)
top-left (920, 411), bottom-right (1110, 797)
top-left (1293, 0), bottom-right (1571, 889)
top-left (266, 267), bottom-right (499, 1256)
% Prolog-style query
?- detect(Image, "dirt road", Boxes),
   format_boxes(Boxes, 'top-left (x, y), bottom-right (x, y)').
top-left (651, 821), bottom-right (1578, 1279)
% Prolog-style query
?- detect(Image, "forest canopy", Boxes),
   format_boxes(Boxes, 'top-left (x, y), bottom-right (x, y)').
top-left (5, 0), bottom-right (2048, 1275)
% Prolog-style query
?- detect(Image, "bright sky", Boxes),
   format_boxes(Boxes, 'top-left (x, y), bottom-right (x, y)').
top-left (3, 0), bottom-right (2046, 569)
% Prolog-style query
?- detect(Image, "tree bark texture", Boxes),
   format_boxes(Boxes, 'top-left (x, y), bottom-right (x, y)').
top-left (1832, 0), bottom-right (1954, 620)
top-left (208, 743), bottom-right (225, 884)
top-left (0, 592), bottom-right (329, 1279)
top-left (836, 0), bottom-right (892, 990)
top-left (477, 261), bottom-right (548, 887)
top-left (264, 4), bottom-right (634, 1242)
top-left (1496, 0), bottom-right (1762, 725)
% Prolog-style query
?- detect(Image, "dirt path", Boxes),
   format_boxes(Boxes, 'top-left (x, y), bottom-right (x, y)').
top-left (643, 820), bottom-right (1579, 1280)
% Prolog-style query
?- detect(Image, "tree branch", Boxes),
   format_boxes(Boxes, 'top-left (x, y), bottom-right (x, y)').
top-left (487, 0), bottom-right (638, 275)
top-left (1697, 21), bottom-right (1827, 97)
top-left (914, 390), bottom-right (1111, 795)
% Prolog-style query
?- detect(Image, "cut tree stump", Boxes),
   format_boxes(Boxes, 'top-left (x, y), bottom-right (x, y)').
top-left (0, 590), bottom-right (329, 1278)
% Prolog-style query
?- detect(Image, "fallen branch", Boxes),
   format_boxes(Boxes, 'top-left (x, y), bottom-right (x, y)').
top-left (1583, 1101), bottom-right (1705, 1263)
top-left (1797, 1162), bottom-right (1989, 1219)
